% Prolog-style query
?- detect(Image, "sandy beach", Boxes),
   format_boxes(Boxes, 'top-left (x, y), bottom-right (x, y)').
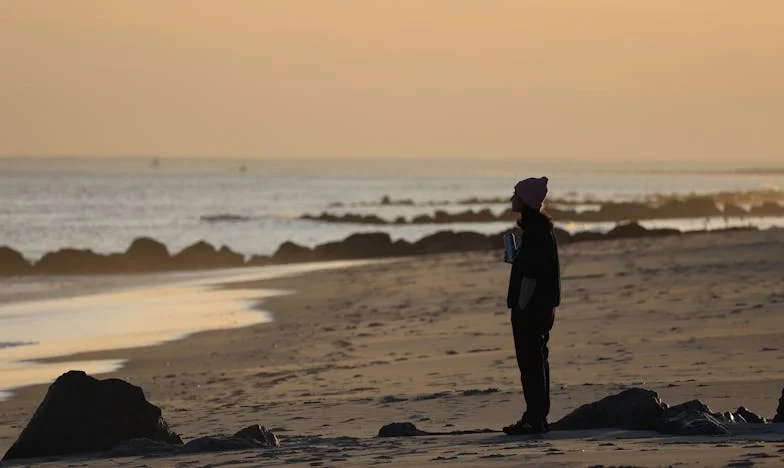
top-left (1, 229), bottom-right (784, 466)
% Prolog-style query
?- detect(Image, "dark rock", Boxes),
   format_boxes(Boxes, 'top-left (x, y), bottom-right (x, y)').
top-left (550, 388), bottom-right (666, 431)
top-left (749, 202), bottom-right (784, 216)
top-left (3, 370), bottom-right (181, 461)
top-left (656, 198), bottom-right (720, 218)
top-left (180, 436), bottom-right (269, 453)
top-left (595, 202), bottom-right (656, 221)
top-left (216, 245), bottom-right (245, 268)
top-left (171, 241), bottom-right (244, 269)
top-left (413, 231), bottom-right (492, 255)
top-left (571, 231), bottom-right (606, 243)
top-left (655, 400), bottom-right (729, 435)
top-left (722, 204), bottom-right (748, 217)
top-left (312, 233), bottom-right (395, 260)
top-left (774, 388), bottom-right (784, 423)
top-left (33, 248), bottom-right (111, 275)
top-left (0, 246), bottom-right (32, 276)
top-left (378, 422), bottom-right (430, 437)
top-left (232, 425), bottom-right (280, 447)
top-left (272, 241), bottom-right (313, 263)
top-left (121, 237), bottom-right (171, 272)
top-left (606, 222), bottom-right (650, 239)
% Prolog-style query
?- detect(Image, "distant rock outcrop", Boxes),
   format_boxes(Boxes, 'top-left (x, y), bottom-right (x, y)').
top-left (312, 233), bottom-right (396, 260)
top-left (2, 371), bottom-right (182, 461)
top-left (122, 237), bottom-right (171, 272)
top-left (172, 241), bottom-right (244, 270)
top-left (0, 246), bottom-right (31, 276)
top-left (34, 248), bottom-right (112, 275)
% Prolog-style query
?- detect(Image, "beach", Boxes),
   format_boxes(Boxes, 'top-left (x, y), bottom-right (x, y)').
top-left (1, 228), bottom-right (783, 466)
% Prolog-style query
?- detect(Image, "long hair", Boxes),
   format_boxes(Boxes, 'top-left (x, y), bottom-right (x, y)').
top-left (517, 204), bottom-right (554, 230)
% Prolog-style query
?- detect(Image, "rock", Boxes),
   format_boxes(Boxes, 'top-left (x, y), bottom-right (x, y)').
top-left (33, 248), bottom-right (111, 275)
top-left (656, 198), bottom-right (721, 218)
top-left (122, 237), bottom-right (171, 272)
top-left (216, 245), bottom-right (245, 268)
top-left (103, 428), bottom-right (279, 458)
top-left (722, 204), bottom-right (748, 217)
top-left (271, 241), bottom-right (313, 263)
top-left (232, 425), bottom-right (280, 447)
top-left (735, 406), bottom-right (767, 424)
top-left (571, 231), bottom-right (606, 243)
top-left (378, 422), bottom-right (430, 437)
top-left (413, 231), bottom-right (492, 255)
top-left (550, 388), bottom-right (666, 431)
top-left (0, 246), bottom-right (32, 276)
top-left (3, 370), bottom-right (181, 461)
top-left (312, 233), bottom-right (395, 260)
top-left (171, 241), bottom-right (243, 269)
top-left (606, 222), bottom-right (651, 239)
top-left (180, 436), bottom-right (269, 453)
top-left (749, 202), bottom-right (784, 216)
top-left (774, 388), bottom-right (784, 423)
top-left (655, 400), bottom-right (729, 435)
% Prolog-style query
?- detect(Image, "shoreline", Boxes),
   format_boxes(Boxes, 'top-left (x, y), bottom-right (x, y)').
top-left (0, 259), bottom-right (382, 402)
top-left (2, 229), bottom-right (783, 465)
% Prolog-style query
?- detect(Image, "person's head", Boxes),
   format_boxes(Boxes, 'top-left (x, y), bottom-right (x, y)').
top-left (511, 177), bottom-right (552, 229)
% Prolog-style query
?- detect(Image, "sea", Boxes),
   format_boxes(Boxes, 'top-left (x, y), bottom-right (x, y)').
top-left (1, 157), bottom-right (783, 261)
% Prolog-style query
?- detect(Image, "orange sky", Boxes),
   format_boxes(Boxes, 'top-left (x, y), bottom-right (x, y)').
top-left (1, 1), bottom-right (782, 163)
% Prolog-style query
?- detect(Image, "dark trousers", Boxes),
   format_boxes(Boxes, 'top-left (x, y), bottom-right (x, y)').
top-left (511, 312), bottom-right (551, 422)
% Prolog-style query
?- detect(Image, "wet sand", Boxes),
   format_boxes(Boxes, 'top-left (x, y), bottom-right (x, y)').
top-left (1, 229), bottom-right (783, 466)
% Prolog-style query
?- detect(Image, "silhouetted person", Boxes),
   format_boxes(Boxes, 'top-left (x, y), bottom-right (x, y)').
top-left (503, 177), bottom-right (561, 435)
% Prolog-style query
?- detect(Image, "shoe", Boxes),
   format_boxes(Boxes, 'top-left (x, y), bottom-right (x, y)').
top-left (502, 417), bottom-right (549, 435)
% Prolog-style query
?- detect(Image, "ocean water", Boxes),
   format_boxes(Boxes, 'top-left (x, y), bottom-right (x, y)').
top-left (1, 158), bottom-right (783, 261)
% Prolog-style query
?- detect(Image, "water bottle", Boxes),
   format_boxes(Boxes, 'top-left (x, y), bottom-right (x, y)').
top-left (503, 232), bottom-right (518, 264)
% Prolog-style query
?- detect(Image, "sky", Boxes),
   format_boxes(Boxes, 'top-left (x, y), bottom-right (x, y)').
top-left (0, 1), bottom-right (782, 164)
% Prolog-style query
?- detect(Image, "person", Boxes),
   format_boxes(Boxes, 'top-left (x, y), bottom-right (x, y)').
top-left (503, 176), bottom-right (561, 435)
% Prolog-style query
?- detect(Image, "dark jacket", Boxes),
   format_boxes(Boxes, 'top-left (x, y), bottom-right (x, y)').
top-left (507, 216), bottom-right (561, 329)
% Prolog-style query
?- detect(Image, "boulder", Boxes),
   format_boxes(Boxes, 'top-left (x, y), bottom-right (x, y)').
top-left (103, 425), bottom-right (278, 458)
top-left (722, 204), bottom-right (748, 217)
top-left (774, 388), bottom-right (784, 423)
top-left (378, 422), bottom-right (429, 437)
top-left (656, 198), bottom-right (720, 218)
top-left (271, 241), bottom-right (313, 263)
top-left (571, 231), bottom-right (606, 243)
top-left (550, 388), bottom-right (666, 431)
top-left (0, 246), bottom-right (32, 276)
top-left (413, 231), bottom-right (492, 255)
top-left (312, 233), bottom-right (395, 260)
top-left (216, 245), bottom-right (245, 268)
top-left (749, 202), bottom-right (784, 216)
top-left (735, 407), bottom-right (766, 424)
top-left (2, 370), bottom-right (181, 461)
top-left (232, 425), bottom-right (280, 447)
top-left (33, 248), bottom-right (111, 275)
top-left (122, 237), bottom-right (171, 272)
top-left (171, 241), bottom-right (242, 270)
top-left (594, 202), bottom-right (656, 221)
top-left (655, 400), bottom-right (729, 435)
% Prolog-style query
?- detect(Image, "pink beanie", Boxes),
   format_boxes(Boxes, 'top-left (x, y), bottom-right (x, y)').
top-left (514, 177), bottom-right (549, 211)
